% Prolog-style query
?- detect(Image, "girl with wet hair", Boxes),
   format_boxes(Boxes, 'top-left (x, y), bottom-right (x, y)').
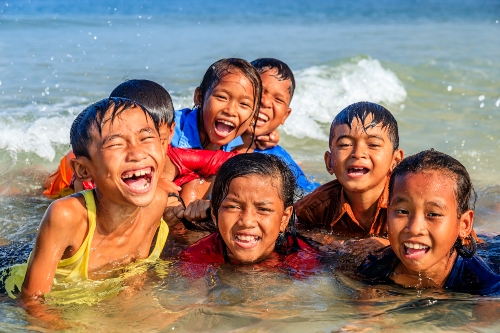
top-left (180, 154), bottom-right (319, 274)
top-left (358, 149), bottom-right (500, 295)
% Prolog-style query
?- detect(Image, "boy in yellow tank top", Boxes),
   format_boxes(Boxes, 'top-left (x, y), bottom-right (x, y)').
top-left (20, 97), bottom-right (178, 303)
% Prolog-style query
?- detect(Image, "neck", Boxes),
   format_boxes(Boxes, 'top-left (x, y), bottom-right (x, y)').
top-left (343, 181), bottom-right (386, 231)
top-left (93, 190), bottom-right (143, 235)
top-left (240, 132), bottom-right (256, 152)
top-left (392, 250), bottom-right (458, 288)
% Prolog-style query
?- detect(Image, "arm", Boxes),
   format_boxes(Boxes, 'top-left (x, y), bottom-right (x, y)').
top-left (21, 199), bottom-right (79, 299)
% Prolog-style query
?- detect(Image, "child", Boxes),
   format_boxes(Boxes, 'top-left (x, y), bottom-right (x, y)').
top-left (295, 102), bottom-right (404, 240)
top-left (171, 58), bottom-right (262, 152)
top-left (179, 154), bottom-right (319, 274)
top-left (357, 149), bottom-right (498, 295)
top-left (8, 98), bottom-right (174, 302)
top-left (236, 58), bottom-right (319, 193)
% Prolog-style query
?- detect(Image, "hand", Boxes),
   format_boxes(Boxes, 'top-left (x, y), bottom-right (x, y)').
top-left (158, 178), bottom-right (182, 194)
top-left (255, 129), bottom-right (280, 150)
top-left (184, 199), bottom-right (210, 222)
top-left (163, 202), bottom-right (185, 227)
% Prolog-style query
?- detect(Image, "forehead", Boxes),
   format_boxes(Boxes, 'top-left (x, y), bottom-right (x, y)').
top-left (332, 115), bottom-right (390, 139)
top-left (227, 174), bottom-right (282, 198)
top-left (211, 69), bottom-right (254, 93)
top-left (393, 170), bottom-right (457, 205)
top-left (90, 106), bottom-right (154, 139)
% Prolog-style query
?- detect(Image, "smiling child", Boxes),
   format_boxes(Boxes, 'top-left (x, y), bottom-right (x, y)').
top-left (357, 150), bottom-right (499, 295)
top-left (295, 102), bottom-right (404, 241)
top-left (6, 98), bottom-right (179, 303)
top-left (179, 154), bottom-right (319, 273)
top-left (171, 58), bottom-right (262, 152)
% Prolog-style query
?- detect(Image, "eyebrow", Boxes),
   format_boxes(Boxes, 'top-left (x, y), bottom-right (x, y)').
top-left (425, 200), bottom-right (447, 210)
top-left (102, 127), bottom-right (155, 144)
top-left (391, 196), bottom-right (410, 206)
top-left (335, 134), bottom-right (386, 142)
top-left (216, 87), bottom-right (253, 101)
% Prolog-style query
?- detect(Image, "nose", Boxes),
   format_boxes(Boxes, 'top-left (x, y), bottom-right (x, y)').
top-left (260, 92), bottom-right (272, 109)
top-left (351, 142), bottom-right (367, 159)
top-left (405, 213), bottom-right (426, 236)
top-left (237, 207), bottom-right (257, 229)
top-left (126, 139), bottom-right (147, 162)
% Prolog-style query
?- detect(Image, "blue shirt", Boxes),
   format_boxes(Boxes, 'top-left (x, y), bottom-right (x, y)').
top-left (171, 107), bottom-right (243, 152)
top-left (357, 246), bottom-right (500, 296)
top-left (255, 145), bottom-right (320, 193)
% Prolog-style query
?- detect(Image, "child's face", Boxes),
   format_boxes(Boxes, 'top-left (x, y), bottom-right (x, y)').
top-left (196, 71), bottom-right (256, 148)
top-left (215, 174), bottom-right (293, 263)
top-left (325, 116), bottom-right (403, 194)
top-left (388, 170), bottom-right (473, 277)
top-left (251, 69), bottom-right (292, 136)
top-left (79, 106), bottom-right (164, 207)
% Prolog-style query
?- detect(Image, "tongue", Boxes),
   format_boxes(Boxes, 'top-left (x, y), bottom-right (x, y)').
top-left (215, 122), bottom-right (233, 136)
top-left (124, 177), bottom-right (147, 189)
top-left (407, 247), bottom-right (427, 257)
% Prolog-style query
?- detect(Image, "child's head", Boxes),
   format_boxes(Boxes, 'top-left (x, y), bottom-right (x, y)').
top-left (210, 153), bottom-right (297, 263)
top-left (70, 97), bottom-right (164, 206)
top-left (110, 79), bottom-right (175, 145)
top-left (194, 58), bottom-right (262, 148)
top-left (325, 101), bottom-right (403, 194)
top-left (250, 58), bottom-right (295, 136)
top-left (388, 149), bottom-right (476, 276)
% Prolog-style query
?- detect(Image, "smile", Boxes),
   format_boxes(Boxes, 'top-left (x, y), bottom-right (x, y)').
top-left (256, 113), bottom-right (270, 126)
top-left (121, 167), bottom-right (154, 192)
top-left (214, 119), bottom-right (236, 138)
top-left (347, 167), bottom-right (369, 177)
top-left (404, 242), bottom-right (430, 259)
top-left (233, 234), bottom-right (261, 249)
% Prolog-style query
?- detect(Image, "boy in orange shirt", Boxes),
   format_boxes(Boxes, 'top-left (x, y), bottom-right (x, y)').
top-left (295, 102), bottom-right (404, 243)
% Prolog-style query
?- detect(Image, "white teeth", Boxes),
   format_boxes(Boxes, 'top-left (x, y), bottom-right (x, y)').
top-left (122, 167), bottom-right (151, 179)
top-left (258, 114), bottom-right (269, 122)
top-left (404, 243), bottom-right (429, 250)
top-left (235, 235), bottom-right (258, 242)
top-left (218, 120), bottom-right (235, 127)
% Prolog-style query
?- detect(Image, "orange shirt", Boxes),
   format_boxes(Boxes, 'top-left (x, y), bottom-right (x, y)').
top-left (294, 179), bottom-right (389, 238)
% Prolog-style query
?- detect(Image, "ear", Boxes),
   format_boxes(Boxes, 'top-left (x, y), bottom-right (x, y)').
top-left (281, 107), bottom-right (292, 125)
top-left (70, 157), bottom-right (93, 182)
top-left (458, 209), bottom-right (474, 238)
top-left (390, 148), bottom-right (404, 173)
top-left (324, 150), bottom-right (335, 175)
top-left (279, 206), bottom-right (293, 232)
top-left (194, 87), bottom-right (203, 107)
top-left (164, 122), bottom-right (176, 147)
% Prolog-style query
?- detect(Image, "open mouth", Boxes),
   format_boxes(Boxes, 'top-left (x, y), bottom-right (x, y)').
top-left (214, 119), bottom-right (236, 138)
top-left (256, 113), bottom-right (269, 127)
top-left (121, 167), bottom-right (153, 192)
top-left (233, 234), bottom-right (261, 249)
top-left (404, 242), bottom-right (430, 258)
top-left (347, 167), bottom-right (369, 176)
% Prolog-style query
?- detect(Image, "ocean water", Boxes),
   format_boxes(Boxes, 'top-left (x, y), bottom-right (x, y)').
top-left (1, 0), bottom-right (500, 331)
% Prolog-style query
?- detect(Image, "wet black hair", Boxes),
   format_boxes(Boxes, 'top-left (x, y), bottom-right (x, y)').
top-left (251, 58), bottom-right (296, 102)
top-left (389, 149), bottom-right (477, 217)
top-left (109, 79), bottom-right (174, 126)
top-left (70, 97), bottom-right (159, 160)
top-left (211, 153), bottom-right (301, 257)
top-left (329, 102), bottom-right (399, 150)
top-left (197, 58), bottom-right (262, 148)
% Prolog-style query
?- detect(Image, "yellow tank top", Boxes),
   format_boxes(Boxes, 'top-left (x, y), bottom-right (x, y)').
top-left (3, 189), bottom-right (169, 298)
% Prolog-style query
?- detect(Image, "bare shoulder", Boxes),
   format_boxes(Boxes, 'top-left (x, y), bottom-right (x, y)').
top-left (42, 193), bottom-right (87, 231)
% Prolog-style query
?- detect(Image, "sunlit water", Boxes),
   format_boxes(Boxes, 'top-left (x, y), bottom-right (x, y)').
top-left (1, 0), bottom-right (500, 331)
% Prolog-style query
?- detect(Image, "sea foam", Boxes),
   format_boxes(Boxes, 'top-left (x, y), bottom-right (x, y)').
top-left (285, 58), bottom-right (407, 141)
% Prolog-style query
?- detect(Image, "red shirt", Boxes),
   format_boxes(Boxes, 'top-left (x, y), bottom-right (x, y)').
top-left (180, 233), bottom-right (321, 277)
top-left (167, 145), bottom-right (237, 186)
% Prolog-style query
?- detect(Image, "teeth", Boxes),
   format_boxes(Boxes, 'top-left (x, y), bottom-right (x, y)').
top-left (258, 114), bottom-right (269, 122)
top-left (218, 120), bottom-right (235, 127)
top-left (404, 243), bottom-right (429, 250)
top-left (122, 167), bottom-right (151, 179)
top-left (235, 235), bottom-right (258, 242)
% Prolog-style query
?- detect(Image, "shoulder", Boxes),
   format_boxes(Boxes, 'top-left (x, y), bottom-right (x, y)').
top-left (180, 233), bottom-right (225, 264)
top-left (295, 180), bottom-right (342, 214)
top-left (446, 254), bottom-right (500, 295)
top-left (43, 193), bottom-right (87, 228)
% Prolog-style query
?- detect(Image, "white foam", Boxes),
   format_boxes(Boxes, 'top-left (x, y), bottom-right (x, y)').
top-left (0, 96), bottom-right (88, 162)
top-left (284, 58), bottom-right (407, 141)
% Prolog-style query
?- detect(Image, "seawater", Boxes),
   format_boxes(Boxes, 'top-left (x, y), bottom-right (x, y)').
top-left (0, 0), bottom-right (500, 331)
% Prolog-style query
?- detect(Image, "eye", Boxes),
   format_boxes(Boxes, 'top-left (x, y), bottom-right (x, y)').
top-left (275, 98), bottom-right (284, 104)
top-left (394, 208), bottom-right (409, 215)
top-left (257, 207), bottom-right (273, 213)
top-left (427, 212), bottom-right (443, 218)
top-left (240, 102), bottom-right (252, 108)
top-left (215, 94), bottom-right (227, 100)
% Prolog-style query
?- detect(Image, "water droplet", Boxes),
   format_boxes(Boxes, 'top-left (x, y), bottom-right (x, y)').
top-left (480, 102), bottom-right (485, 108)
top-left (478, 95), bottom-right (485, 101)
top-left (495, 99), bottom-right (500, 107)
top-left (447, 85), bottom-right (452, 91)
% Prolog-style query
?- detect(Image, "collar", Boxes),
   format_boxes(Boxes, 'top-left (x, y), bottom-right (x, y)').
top-left (331, 177), bottom-right (389, 234)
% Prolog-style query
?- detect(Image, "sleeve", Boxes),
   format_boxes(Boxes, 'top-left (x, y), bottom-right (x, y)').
top-left (170, 147), bottom-right (237, 177)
